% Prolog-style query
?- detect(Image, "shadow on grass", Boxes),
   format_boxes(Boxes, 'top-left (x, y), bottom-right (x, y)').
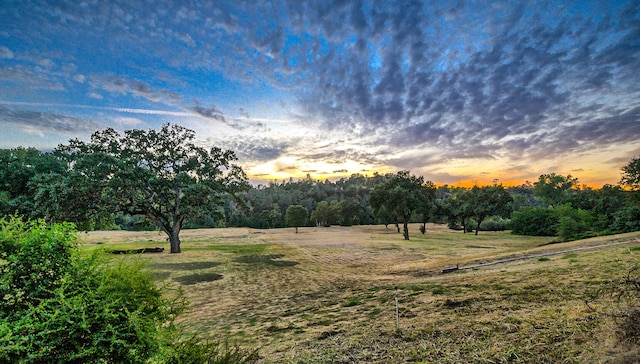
top-left (233, 254), bottom-right (299, 267)
top-left (149, 261), bottom-right (222, 270)
top-left (174, 272), bottom-right (224, 285)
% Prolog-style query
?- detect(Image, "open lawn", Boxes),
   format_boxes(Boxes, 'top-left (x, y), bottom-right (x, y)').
top-left (81, 224), bottom-right (640, 363)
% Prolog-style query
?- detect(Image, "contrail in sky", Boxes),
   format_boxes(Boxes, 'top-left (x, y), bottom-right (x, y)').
top-left (0, 100), bottom-right (192, 116)
top-left (0, 100), bottom-right (291, 123)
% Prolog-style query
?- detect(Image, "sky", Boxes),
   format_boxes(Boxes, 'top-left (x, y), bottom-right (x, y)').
top-left (1, 0), bottom-right (639, 187)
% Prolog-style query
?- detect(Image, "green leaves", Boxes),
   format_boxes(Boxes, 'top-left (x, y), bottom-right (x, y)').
top-left (533, 173), bottom-right (579, 207)
top-left (285, 205), bottom-right (309, 233)
top-left (52, 123), bottom-right (249, 252)
top-left (0, 216), bottom-right (181, 363)
top-left (369, 171), bottom-right (436, 240)
top-left (620, 156), bottom-right (640, 191)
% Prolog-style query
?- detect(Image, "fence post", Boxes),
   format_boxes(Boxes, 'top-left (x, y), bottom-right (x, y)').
top-left (395, 286), bottom-right (399, 331)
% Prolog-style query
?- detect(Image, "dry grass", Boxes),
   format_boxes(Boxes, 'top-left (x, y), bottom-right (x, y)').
top-left (80, 224), bottom-right (640, 363)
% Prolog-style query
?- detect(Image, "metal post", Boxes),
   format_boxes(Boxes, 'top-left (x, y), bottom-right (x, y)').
top-left (395, 286), bottom-right (399, 331)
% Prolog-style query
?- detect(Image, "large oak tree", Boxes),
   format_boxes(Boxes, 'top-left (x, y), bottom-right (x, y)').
top-left (52, 123), bottom-right (249, 253)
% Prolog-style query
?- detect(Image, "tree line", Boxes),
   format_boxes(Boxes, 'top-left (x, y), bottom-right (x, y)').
top-left (1, 124), bottom-right (639, 252)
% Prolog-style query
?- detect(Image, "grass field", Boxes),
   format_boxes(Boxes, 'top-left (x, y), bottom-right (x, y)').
top-left (81, 224), bottom-right (640, 363)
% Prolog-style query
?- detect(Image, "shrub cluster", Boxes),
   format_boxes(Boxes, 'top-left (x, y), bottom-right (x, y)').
top-left (0, 218), bottom-right (175, 363)
top-left (0, 217), bottom-right (257, 363)
top-left (511, 204), bottom-right (601, 241)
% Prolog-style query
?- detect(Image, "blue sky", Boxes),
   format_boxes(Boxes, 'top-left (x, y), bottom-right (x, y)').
top-left (1, 0), bottom-right (639, 186)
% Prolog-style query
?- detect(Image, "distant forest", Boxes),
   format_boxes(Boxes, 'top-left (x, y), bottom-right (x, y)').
top-left (2, 146), bottom-right (639, 243)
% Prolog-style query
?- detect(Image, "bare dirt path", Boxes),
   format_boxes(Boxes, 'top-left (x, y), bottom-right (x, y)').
top-left (444, 233), bottom-right (640, 273)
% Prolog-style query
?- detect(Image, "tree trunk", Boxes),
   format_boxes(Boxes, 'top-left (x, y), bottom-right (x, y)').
top-left (403, 221), bottom-right (409, 240)
top-left (169, 218), bottom-right (183, 253)
top-left (169, 228), bottom-right (181, 253)
top-left (475, 217), bottom-right (483, 236)
top-left (396, 223), bottom-right (400, 233)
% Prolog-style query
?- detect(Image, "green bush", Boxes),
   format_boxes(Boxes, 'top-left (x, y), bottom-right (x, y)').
top-left (511, 205), bottom-right (596, 241)
top-left (554, 204), bottom-right (594, 241)
top-left (0, 217), bottom-right (257, 364)
top-left (0, 217), bottom-right (180, 363)
top-left (155, 336), bottom-right (259, 364)
top-left (612, 205), bottom-right (640, 233)
top-left (510, 207), bottom-right (558, 236)
top-left (479, 217), bottom-right (509, 231)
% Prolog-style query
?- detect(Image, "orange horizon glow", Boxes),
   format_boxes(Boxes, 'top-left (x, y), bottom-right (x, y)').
top-left (246, 172), bottom-right (622, 189)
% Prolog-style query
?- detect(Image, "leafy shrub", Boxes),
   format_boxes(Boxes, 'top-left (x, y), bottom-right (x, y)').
top-left (479, 217), bottom-right (509, 231)
top-left (510, 207), bottom-right (558, 236)
top-left (612, 205), bottom-right (640, 233)
top-left (0, 217), bottom-right (256, 364)
top-left (0, 217), bottom-right (179, 363)
top-left (554, 204), bottom-right (594, 241)
top-left (156, 336), bottom-right (259, 364)
top-left (448, 219), bottom-right (475, 232)
top-left (511, 205), bottom-right (596, 241)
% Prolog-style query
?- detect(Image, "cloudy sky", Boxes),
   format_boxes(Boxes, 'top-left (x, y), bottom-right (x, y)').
top-left (1, 0), bottom-right (639, 186)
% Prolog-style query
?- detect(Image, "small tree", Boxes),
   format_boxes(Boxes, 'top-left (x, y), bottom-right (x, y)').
top-left (369, 171), bottom-right (435, 240)
top-left (336, 198), bottom-right (363, 226)
top-left (416, 181), bottom-right (437, 234)
top-left (285, 205), bottom-right (308, 233)
top-left (311, 201), bottom-right (332, 227)
top-left (467, 185), bottom-right (514, 235)
top-left (444, 190), bottom-right (474, 233)
top-left (621, 156), bottom-right (640, 190)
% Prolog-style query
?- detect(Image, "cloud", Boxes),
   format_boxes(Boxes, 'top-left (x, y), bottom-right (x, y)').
top-left (94, 75), bottom-right (183, 103)
top-left (1, 0), bottom-right (638, 183)
top-left (238, 107), bottom-right (250, 118)
top-left (0, 106), bottom-right (99, 134)
top-left (276, 0), bottom-right (640, 164)
top-left (275, 162), bottom-right (298, 173)
top-left (188, 101), bottom-right (226, 122)
top-left (205, 135), bottom-right (292, 163)
top-left (0, 46), bottom-right (14, 59)
top-left (112, 116), bottom-right (144, 128)
top-left (0, 65), bottom-right (65, 91)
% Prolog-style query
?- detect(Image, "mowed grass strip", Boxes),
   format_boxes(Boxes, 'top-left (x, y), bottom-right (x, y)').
top-left (80, 224), bottom-right (640, 363)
